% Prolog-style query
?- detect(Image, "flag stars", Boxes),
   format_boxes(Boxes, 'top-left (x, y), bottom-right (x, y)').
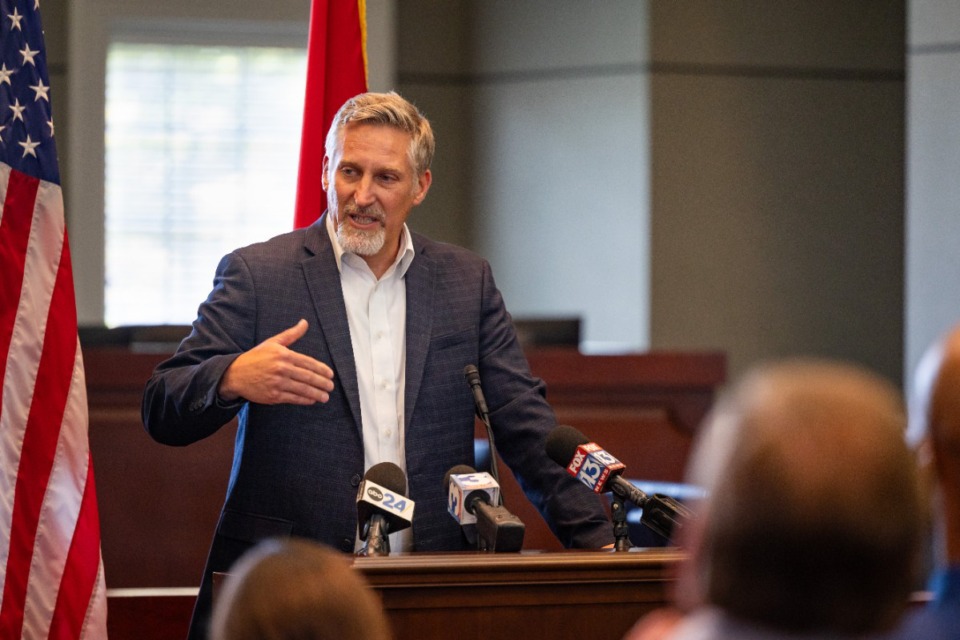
top-left (19, 134), bottom-right (40, 158)
top-left (7, 7), bottom-right (23, 30)
top-left (0, 64), bottom-right (13, 86)
top-left (30, 78), bottom-right (49, 102)
top-left (9, 98), bottom-right (26, 122)
top-left (20, 43), bottom-right (39, 66)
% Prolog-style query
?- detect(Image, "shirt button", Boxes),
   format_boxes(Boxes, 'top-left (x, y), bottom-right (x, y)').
top-left (384, 429), bottom-right (393, 438)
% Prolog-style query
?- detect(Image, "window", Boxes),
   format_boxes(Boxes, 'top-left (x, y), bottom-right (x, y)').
top-left (104, 41), bottom-right (306, 326)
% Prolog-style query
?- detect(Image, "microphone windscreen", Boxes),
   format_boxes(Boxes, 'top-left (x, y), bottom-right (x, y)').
top-left (364, 461), bottom-right (407, 496)
top-left (463, 364), bottom-right (481, 384)
top-left (444, 464), bottom-right (477, 490)
top-left (545, 424), bottom-right (590, 467)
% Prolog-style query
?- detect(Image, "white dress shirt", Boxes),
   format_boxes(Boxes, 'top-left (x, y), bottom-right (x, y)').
top-left (326, 214), bottom-right (415, 552)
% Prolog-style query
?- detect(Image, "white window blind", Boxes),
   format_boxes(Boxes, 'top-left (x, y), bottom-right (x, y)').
top-left (104, 41), bottom-right (307, 327)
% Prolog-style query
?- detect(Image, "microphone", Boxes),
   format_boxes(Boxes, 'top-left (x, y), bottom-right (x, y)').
top-left (444, 464), bottom-right (525, 552)
top-left (463, 365), bottom-right (501, 493)
top-left (545, 424), bottom-right (690, 542)
top-left (356, 462), bottom-right (415, 557)
top-left (463, 365), bottom-right (490, 419)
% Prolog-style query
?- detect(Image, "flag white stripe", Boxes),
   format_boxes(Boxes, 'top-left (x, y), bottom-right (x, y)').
top-left (22, 341), bottom-right (89, 639)
top-left (80, 557), bottom-right (108, 639)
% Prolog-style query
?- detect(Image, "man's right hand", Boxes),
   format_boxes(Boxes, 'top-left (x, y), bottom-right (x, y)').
top-left (217, 319), bottom-right (335, 405)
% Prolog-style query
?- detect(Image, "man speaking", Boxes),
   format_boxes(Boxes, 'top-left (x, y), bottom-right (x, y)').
top-left (141, 91), bottom-right (614, 639)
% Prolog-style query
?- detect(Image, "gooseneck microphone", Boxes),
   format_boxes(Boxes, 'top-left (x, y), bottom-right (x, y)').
top-left (444, 464), bottom-right (525, 552)
top-left (356, 462), bottom-right (415, 557)
top-left (463, 365), bottom-right (501, 495)
top-left (545, 424), bottom-right (691, 545)
top-left (463, 365), bottom-right (490, 419)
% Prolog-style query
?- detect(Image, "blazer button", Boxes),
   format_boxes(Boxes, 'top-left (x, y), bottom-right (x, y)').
top-left (350, 474), bottom-right (362, 487)
top-left (340, 538), bottom-right (354, 552)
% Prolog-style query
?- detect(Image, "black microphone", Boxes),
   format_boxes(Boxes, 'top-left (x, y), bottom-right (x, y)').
top-left (463, 365), bottom-right (501, 493)
top-left (545, 424), bottom-right (690, 542)
top-left (444, 464), bottom-right (524, 552)
top-left (464, 364), bottom-right (490, 419)
top-left (356, 462), bottom-right (415, 557)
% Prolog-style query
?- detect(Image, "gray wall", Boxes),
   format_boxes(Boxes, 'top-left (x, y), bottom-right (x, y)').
top-left (649, 1), bottom-right (905, 381)
top-left (398, 0), bottom-right (651, 353)
top-left (397, 1), bottom-right (905, 381)
top-left (44, 1), bottom-right (931, 385)
top-left (906, 0), bottom-right (960, 386)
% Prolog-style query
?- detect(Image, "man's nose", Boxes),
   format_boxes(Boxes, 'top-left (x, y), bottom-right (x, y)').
top-left (353, 177), bottom-right (376, 208)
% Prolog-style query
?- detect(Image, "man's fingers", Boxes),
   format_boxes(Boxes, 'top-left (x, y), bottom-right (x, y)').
top-left (269, 319), bottom-right (309, 348)
top-left (260, 377), bottom-right (331, 405)
top-left (286, 351), bottom-right (335, 385)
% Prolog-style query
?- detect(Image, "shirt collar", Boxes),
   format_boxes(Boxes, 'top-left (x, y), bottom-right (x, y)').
top-left (325, 212), bottom-right (415, 278)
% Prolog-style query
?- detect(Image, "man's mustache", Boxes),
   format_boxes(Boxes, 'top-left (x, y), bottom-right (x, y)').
top-left (344, 203), bottom-right (386, 222)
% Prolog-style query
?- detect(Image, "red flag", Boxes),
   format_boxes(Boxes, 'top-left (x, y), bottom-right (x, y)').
top-left (0, 2), bottom-right (108, 638)
top-left (293, 0), bottom-right (369, 229)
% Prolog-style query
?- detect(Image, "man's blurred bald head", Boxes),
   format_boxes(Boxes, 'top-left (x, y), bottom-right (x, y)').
top-left (682, 359), bottom-right (924, 635)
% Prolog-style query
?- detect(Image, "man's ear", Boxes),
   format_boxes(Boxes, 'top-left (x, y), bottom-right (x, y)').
top-left (322, 156), bottom-right (330, 190)
top-left (413, 169), bottom-right (432, 205)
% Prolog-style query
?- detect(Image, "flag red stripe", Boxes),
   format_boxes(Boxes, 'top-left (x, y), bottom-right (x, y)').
top-left (49, 452), bottom-right (101, 640)
top-left (293, 0), bottom-right (368, 229)
top-left (0, 170), bottom-right (37, 413)
top-left (0, 193), bottom-right (76, 637)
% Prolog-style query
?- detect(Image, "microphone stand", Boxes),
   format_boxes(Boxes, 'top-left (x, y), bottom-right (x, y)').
top-left (476, 409), bottom-right (501, 505)
top-left (360, 516), bottom-right (390, 557)
top-left (465, 365), bottom-right (502, 505)
top-left (610, 495), bottom-right (631, 552)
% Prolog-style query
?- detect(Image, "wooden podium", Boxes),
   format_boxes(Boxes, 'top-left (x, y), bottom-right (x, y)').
top-left (355, 549), bottom-right (682, 640)
top-left (204, 549), bottom-right (681, 640)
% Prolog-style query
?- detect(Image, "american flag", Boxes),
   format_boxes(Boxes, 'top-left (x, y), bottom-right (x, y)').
top-left (0, 1), bottom-right (108, 638)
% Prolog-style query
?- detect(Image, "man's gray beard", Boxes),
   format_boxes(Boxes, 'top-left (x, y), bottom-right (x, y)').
top-left (337, 223), bottom-right (386, 257)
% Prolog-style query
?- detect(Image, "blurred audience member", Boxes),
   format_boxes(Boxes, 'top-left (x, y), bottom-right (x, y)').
top-left (887, 325), bottom-right (960, 640)
top-left (625, 359), bottom-right (925, 640)
top-left (210, 537), bottom-right (391, 640)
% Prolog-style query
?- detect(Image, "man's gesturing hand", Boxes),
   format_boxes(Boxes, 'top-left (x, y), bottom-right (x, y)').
top-left (218, 319), bottom-right (335, 405)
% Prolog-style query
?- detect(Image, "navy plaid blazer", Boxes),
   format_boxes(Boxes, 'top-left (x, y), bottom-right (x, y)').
top-left (142, 214), bottom-right (613, 637)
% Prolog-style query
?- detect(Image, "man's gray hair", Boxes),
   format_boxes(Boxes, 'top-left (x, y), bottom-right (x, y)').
top-left (325, 92), bottom-right (435, 177)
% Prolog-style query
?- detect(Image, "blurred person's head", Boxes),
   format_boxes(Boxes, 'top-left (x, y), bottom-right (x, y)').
top-left (676, 359), bottom-right (925, 635)
top-left (909, 324), bottom-right (960, 566)
top-left (210, 537), bottom-right (392, 640)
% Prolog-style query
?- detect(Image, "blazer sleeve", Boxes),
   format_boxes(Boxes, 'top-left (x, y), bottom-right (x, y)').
top-left (474, 261), bottom-right (615, 549)
top-left (141, 250), bottom-right (257, 446)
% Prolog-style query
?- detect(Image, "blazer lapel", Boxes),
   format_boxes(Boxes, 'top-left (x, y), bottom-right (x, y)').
top-left (404, 237), bottom-right (434, 431)
top-left (301, 215), bottom-right (362, 433)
